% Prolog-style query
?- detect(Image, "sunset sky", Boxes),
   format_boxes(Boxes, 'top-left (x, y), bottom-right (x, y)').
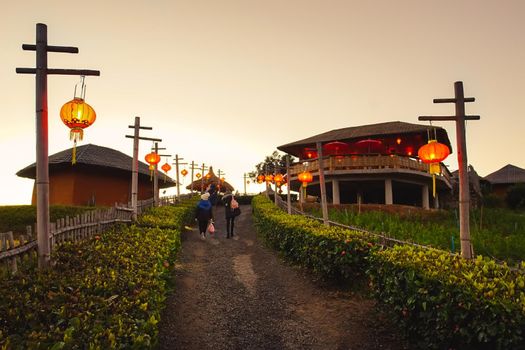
top-left (1, 0), bottom-right (524, 205)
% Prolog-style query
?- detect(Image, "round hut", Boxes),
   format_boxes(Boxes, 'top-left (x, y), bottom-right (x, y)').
top-left (186, 166), bottom-right (235, 193)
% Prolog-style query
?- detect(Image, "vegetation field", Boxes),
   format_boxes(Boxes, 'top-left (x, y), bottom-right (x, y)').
top-left (303, 204), bottom-right (525, 264)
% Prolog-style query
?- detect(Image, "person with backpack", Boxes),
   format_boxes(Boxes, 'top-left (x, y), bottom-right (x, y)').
top-left (222, 191), bottom-right (240, 238)
top-left (195, 192), bottom-right (213, 240)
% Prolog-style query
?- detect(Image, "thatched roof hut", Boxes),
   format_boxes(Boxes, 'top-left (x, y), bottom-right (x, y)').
top-left (186, 166), bottom-right (234, 193)
top-left (17, 144), bottom-right (175, 206)
top-left (484, 164), bottom-right (525, 185)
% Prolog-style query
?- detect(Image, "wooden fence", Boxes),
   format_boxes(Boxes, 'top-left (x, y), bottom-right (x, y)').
top-left (274, 195), bottom-right (445, 252)
top-left (1, 205), bottom-right (133, 274)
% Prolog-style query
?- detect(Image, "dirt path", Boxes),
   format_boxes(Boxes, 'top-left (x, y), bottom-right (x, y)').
top-left (157, 205), bottom-right (408, 350)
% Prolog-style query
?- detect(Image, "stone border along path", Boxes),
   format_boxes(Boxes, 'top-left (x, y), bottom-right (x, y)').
top-left (157, 204), bottom-right (408, 350)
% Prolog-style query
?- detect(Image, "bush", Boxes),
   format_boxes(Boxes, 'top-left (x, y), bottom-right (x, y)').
top-left (0, 201), bottom-right (195, 349)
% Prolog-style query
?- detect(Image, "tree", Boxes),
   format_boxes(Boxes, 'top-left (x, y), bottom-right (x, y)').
top-left (249, 151), bottom-right (295, 180)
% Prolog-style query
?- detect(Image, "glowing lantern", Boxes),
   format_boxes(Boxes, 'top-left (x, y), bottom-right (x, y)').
top-left (274, 173), bottom-right (284, 186)
top-left (298, 171), bottom-right (313, 187)
top-left (161, 163), bottom-right (171, 173)
top-left (144, 152), bottom-right (161, 179)
top-left (60, 97), bottom-right (96, 164)
top-left (257, 174), bottom-right (265, 183)
top-left (417, 140), bottom-right (450, 197)
top-left (303, 147), bottom-right (318, 159)
top-left (196, 173), bottom-right (202, 179)
top-left (221, 177), bottom-right (225, 182)
top-left (323, 141), bottom-right (350, 156)
top-left (205, 173), bottom-right (212, 180)
top-left (265, 174), bottom-right (274, 183)
top-left (181, 169), bottom-right (188, 177)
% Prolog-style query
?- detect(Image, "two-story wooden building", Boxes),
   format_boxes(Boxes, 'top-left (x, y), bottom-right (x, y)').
top-left (278, 121), bottom-right (453, 209)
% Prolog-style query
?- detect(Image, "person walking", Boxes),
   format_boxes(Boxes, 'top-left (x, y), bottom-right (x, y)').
top-left (195, 192), bottom-right (213, 240)
top-left (222, 191), bottom-right (238, 238)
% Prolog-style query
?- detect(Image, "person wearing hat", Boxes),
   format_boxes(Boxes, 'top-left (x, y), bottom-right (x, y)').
top-left (195, 192), bottom-right (213, 240)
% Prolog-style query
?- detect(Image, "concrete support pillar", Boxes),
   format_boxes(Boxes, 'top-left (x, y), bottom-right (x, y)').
top-left (384, 179), bottom-right (393, 205)
top-left (422, 184), bottom-right (430, 210)
top-left (433, 192), bottom-right (440, 209)
top-left (332, 180), bottom-right (340, 205)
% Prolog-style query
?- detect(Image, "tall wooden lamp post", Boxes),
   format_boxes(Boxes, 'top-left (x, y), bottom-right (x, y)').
top-left (16, 23), bottom-right (100, 268)
top-left (419, 81), bottom-right (480, 259)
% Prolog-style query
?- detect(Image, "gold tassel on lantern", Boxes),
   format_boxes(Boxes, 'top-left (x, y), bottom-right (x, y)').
top-left (429, 163), bottom-right (440, 197)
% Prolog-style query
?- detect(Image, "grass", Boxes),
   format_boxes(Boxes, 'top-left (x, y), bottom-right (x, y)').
top-left (304, 205), bottom-right (525, 265)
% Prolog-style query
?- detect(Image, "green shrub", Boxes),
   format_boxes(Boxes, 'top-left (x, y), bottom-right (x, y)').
top-left (0, 201), bottom-right (195, 349)
top-left (367, 246), bottom-right (525, 349)
top-left (252, 195), bottom-right (377, 282)
top-left (0, 205), bottom-right (95, 235)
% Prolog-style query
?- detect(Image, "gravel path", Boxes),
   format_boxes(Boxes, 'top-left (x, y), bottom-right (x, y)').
top-left (157, 205), bottom-right (408, 350)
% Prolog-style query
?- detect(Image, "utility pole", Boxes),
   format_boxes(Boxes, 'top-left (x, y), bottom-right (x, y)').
top-left (125, 116), bottom-right (161, 220)
top-left (243, 173), bottom-right (248, 195)
top-left (172, 154), bottom-right (187, 198)
top-left (286, 155), bottom-right (292, 214)
top-left (16, 23), bottom-right (100, 268)
top-left (151, 143), bottom-right (170, 206)
top-left (217, 169), bottom-right (226, 192)
top-left (200, 163), bottom-right (209, 192)
top-left (189, 161), bottom-right (198, 193)
top-left (316, 142), bottom-right (329, 226)
top-left (274, 161), bottom-right (279, 206)
top-left (419, 81), bottom-right (480, 259)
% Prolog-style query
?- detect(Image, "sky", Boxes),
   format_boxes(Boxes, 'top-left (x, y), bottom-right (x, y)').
top-left (1, 0), bottom-right (524, 205)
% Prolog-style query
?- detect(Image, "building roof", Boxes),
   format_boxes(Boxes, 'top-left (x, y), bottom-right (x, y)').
top-left (277, 121), bottom-right (452, 157)
top-left (16, 143), bottom-right (176, 188)
top-left (484, 164), bottom-right (525, 185)
top-left (186, 166), bottom-right (235, 192)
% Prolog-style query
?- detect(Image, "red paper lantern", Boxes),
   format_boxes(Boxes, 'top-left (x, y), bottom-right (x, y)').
top-left (181, 169), bottom-right (188, 177)
top-left (274, 173), bottom-right (284, 186)
top-left (417, 140), bottom-right (450, 197)
top-left (418, 140), bottom-right (450, 164)
top-left (145, 152), bottom-right (161, 167)
top-left (161, 163), bottom-right (172, 173)
top-left (60, 97), bottom-right (96, 164)
top-left (323, 141), bottom-right (350, 156)
top-left (298, 171), bottom-right (313, 187)
top-left (196, 173), bottom-right (202, 179)
top-left (257, 174), bottom-right (265, 183)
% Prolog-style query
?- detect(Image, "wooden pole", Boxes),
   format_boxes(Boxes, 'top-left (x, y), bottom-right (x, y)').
top-left (419, 81), bottom-right (480, 259)
top-left (125, 118), bottom-right (160, 219)
top-left (454, 82), bottom-right (472, 259)
top-left (174, 154), bottom-right (182, 198)
top-left (243, 173), bottom-right (247, 195)
top-left (154, 142), bottom-right (159, 206)
top-left (190, 161), bottom-right (195, 193)
top-left (35, 24), bottom-right (50, 268)
top-left (17, 23), bottom-right (100, 268)
top-left (131, 117), bottom-right (140, 220)
top-left (286, 155), bottom-right (291, 214)
top-left (316, 142), bottom-right (329, 226)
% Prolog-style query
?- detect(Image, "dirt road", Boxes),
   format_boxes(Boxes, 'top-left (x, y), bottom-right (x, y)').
top-left (157, 205), bottom-right (407, 350)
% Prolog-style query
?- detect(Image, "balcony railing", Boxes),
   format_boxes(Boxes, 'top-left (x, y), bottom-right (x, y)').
top-left (289, 155), bottom-right (452, 186)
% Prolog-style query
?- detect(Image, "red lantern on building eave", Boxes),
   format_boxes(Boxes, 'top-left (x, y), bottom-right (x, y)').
top-left (60, 97), bottom-right (96, 164)
top-left (297, 171), bottom-right (313, 187)
top-left (323, 141), bottom-right (350, 156)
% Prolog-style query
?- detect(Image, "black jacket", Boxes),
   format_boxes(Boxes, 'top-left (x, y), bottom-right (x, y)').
top-left (195, 199), bottom-right (213, 222)
top-left (222, 194), bottom-right (235, 219)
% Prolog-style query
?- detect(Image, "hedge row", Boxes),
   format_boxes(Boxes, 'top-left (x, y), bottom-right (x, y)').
top-left (252, 195), bottom-right (525, 349)
top-left (0, 200), bottom-right (196, 349)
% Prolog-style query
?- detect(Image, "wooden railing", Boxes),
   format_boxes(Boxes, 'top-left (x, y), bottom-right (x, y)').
top-left (289, 155), bottom-right (452, 186)
top-left (1, 194), bottom-right (197, 274)
top-left (1, 206), bottom-right (133, 274)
